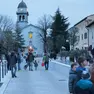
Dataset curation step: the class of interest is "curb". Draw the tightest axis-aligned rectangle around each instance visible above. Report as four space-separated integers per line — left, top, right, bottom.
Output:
0 71 11 94
51 60 71 67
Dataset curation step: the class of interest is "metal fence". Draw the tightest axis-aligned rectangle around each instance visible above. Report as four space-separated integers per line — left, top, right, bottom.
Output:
0 60 8 82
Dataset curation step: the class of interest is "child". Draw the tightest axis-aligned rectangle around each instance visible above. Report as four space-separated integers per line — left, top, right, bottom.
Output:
76 56 88 81
34 60 38 70
69 63 77 94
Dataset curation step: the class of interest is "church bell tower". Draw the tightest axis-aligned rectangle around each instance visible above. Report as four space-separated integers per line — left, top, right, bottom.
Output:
16 0 29 29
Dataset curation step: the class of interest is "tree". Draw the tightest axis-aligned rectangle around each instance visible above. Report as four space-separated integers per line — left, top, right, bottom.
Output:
3 30 14 52
37 15 51 53
13 24 25 52
0 15 14 54
46 36 53 52
51 8 69 54
69 27 79 50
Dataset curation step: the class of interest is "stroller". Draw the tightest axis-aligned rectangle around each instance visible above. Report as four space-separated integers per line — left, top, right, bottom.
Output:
24 64 28 70
24 56 28 70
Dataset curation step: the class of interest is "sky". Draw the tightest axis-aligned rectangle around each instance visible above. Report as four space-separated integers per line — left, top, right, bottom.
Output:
0 0 94 27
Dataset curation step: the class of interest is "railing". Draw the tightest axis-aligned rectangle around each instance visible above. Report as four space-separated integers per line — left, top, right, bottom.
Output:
0 60 8 82
50 60 70 77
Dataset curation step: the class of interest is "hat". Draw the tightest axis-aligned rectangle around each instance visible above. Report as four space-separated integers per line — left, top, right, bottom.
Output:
82 70 91 79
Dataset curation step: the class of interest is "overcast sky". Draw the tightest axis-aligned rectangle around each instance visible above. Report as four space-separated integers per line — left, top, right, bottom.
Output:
0 0 94 27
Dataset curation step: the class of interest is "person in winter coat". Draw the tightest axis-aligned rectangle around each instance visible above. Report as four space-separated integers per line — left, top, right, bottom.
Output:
76 56 88 81
69 63 77 94
74 70 94 94
26 52 34 71
17 53 21 71
10 51 17 78
43 53 49 70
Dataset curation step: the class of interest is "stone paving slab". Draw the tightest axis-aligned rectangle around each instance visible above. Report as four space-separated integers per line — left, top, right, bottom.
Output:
2 58 69 94
3 69 69 94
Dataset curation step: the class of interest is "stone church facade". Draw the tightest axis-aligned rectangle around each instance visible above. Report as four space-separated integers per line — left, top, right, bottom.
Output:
16 1 43 56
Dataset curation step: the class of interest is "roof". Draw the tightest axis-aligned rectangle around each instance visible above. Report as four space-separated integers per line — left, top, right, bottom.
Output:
21 24 41 31
86 21 94 27
74 14 94 26
18 1 27 8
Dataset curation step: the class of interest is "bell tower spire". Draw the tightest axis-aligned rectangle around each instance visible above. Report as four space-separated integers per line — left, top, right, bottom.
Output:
16 1 29 29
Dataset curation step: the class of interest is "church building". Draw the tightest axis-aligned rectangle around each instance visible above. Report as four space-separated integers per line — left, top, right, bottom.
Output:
16 0 43 56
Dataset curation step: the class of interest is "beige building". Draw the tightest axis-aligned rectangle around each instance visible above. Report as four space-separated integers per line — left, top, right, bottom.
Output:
69 14 94 50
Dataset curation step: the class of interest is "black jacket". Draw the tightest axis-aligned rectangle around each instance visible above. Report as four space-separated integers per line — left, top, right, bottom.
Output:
69 69 77 93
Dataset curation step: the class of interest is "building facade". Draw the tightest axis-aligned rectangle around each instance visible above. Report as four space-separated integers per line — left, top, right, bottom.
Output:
69 14 94 50
16 1 43 55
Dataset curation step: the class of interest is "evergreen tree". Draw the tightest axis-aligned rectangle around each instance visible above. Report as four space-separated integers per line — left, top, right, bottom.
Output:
51 8 69 53
14 25 25 52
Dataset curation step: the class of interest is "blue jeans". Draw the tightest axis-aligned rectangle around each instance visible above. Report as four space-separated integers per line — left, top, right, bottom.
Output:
11 65 17 77
18 63 21 70
28 62 33 71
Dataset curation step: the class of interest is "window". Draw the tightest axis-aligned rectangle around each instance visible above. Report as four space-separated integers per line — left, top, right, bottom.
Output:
23 15 25 21
82 34 83 40
84 32 87 39
19 16 21 21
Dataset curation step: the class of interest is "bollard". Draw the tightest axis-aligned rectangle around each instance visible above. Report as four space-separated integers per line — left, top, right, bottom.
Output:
6 61 8 73
2 62 4 78
4 61 7 75
0 63 1 82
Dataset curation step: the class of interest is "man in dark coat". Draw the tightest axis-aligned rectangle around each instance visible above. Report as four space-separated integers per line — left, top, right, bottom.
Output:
10 51 17 78
26 52 34 71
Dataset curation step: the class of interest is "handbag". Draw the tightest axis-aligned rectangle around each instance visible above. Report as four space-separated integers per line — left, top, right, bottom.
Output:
41 62 45 67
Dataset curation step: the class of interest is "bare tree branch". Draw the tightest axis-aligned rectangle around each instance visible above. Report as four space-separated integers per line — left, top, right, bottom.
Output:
0 15 14 52
37 15 52 53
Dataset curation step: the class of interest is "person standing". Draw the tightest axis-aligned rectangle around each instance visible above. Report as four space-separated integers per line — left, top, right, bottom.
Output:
76 56 88 81
5 52 11 70
17 53 21 71
69 63 77 94
10 51 17 78
26 52 34 71
43 53 49 70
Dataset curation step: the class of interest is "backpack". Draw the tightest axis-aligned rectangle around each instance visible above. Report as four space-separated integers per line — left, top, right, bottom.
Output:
43 56 49 62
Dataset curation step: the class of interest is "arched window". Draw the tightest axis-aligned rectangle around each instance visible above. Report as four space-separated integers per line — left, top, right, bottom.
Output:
22 15 25 21
19 16 21 21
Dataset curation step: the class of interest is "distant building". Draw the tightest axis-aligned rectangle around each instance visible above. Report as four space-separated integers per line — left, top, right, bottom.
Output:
69 14 94 50
16 1 43 55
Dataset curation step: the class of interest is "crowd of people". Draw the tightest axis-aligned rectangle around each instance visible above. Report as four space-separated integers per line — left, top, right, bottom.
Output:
4 50 94 93
69 56 94 94
4 51 50 78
